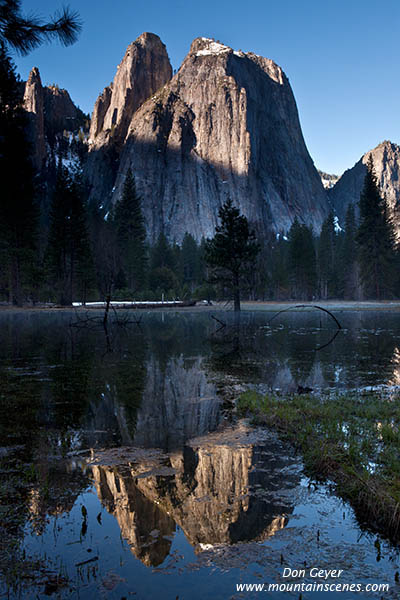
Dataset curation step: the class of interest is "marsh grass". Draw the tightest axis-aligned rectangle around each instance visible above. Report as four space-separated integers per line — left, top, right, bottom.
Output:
238 389 400 540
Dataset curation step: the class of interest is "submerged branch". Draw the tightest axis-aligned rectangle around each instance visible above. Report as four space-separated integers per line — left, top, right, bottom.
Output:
268 304 342 329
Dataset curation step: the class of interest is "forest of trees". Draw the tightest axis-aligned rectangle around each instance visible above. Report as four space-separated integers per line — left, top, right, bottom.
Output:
0 10 399 306
1 134 399 306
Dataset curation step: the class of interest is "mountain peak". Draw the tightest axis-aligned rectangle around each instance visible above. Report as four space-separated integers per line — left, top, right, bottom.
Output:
135 31 165 47
85 33 329 241
27 67 42 86
89 32 172 145
330 139 400 230
190 37 233 57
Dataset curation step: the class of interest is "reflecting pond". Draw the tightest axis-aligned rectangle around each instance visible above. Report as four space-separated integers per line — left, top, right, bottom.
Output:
1 309 400 598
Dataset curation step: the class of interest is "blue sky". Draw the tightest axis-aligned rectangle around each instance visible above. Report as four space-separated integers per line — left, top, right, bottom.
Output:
14 0 400 175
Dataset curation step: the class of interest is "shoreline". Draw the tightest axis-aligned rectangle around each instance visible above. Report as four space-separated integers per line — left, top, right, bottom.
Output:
1 300 400 313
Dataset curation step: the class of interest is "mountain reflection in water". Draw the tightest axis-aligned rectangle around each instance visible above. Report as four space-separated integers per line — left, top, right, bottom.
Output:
2 310 400 599
90 425 301 566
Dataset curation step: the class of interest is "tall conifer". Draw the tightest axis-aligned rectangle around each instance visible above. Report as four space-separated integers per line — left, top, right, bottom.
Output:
113 168 147 292
0 45 38 305
288 219 316 300
46 163 94 305
204 198 260 311
357 158 397 299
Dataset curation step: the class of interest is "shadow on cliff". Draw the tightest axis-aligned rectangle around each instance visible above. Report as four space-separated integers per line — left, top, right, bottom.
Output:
92 430 301 566
85 51 330 246
85 138 273 244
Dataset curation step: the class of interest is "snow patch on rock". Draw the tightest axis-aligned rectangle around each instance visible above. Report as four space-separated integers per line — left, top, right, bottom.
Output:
196 41 231 57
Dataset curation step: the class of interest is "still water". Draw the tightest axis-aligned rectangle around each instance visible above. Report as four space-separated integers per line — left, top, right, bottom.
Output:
1 309 400 599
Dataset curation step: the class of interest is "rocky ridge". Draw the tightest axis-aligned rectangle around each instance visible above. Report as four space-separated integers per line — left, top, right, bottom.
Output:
329 141 400 227
23 67 86 171
86 34 330 241
89 32 172 148
318 170 339 189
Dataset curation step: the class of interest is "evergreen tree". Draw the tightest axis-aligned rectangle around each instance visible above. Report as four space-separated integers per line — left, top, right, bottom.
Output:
270 234 290 299
0 1 80 55
204 199 260 311
288 218 316 300
113 168 147 292
0 44 38 305
338 203 359 299
70 169 96 303
150 231 176 271
46 164 95 305
181 233 200 292
317 211 338 299
148 232 178 296
357 158 397 299
90 204 119 302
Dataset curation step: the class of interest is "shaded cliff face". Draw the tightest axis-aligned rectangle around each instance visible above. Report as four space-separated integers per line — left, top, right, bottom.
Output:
86 32 172 203
329 141 400 228
89 32 172 146
91 425 301 566
87 35 329 240
23 67 46 171
23 66 86 171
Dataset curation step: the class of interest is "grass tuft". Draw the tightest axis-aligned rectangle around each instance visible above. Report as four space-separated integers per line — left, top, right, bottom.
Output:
238 389 400 540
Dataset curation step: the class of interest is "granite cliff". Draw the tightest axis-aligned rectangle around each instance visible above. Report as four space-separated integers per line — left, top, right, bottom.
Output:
86 34 330 241
22 36 400 243
329 140 400 228
23 66 87 172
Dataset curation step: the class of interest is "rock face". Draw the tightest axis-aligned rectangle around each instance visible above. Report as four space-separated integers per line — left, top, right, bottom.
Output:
23 67 46 171
23 67 86 171
329 141 400 227
89 32 172 147
91 426 300 565
87 35 329 241
318 170 339 189
86 32 172 203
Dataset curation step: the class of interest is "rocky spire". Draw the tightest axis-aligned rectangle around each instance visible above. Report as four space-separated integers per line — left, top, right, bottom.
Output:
329 140 400 232
89 32 172 147
86 34 330 241
23 67 46 171
110 36 329 241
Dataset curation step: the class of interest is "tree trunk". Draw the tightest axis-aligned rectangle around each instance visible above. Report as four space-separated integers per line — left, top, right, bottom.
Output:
233 273 240 311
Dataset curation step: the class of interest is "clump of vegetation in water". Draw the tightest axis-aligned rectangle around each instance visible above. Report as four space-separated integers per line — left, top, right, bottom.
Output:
237 389 400 540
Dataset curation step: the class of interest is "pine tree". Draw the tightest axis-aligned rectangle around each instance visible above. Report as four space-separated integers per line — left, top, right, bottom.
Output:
113 168 147 293
318 211 337 299
270 234 290 299
0 2 80 55
338 203 359 299
150 232 176 271
46 164 95 305
149 232 178 296
69 169 96 304
357 158 397 299
181 233 200 292
204 198 260 311
288 219 316 300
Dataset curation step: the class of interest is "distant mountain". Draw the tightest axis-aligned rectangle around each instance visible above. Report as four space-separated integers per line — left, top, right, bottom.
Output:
85 33 330 242
23 67 87 172
25 36 400 244
318 170 339 189
329 141 400 228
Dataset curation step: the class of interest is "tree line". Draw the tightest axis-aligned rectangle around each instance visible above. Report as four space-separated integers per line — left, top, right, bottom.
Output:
252 157 399 302
0 4 398 306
